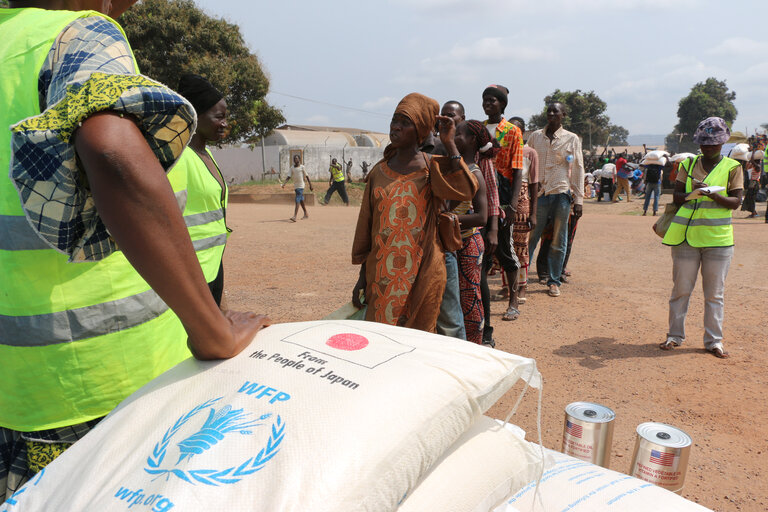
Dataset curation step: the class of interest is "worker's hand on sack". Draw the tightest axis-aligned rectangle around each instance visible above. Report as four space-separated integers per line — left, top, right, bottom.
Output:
188 311 271 360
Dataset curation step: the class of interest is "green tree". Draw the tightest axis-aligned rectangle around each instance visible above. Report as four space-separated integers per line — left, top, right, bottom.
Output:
665 78 737 153
606 125 629 146
0 1 9 7
528 89 627 150
119 0 283 142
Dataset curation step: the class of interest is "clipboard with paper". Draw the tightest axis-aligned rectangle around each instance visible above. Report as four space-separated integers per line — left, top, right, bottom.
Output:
685 185 725 200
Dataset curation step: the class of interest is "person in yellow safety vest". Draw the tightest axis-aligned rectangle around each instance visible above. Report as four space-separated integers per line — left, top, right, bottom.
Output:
0 0 269 500
172 74 232 307
321 157 350 205
660 117 743 359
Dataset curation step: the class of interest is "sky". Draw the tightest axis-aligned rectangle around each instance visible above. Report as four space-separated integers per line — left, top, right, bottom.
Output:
193 0 767 140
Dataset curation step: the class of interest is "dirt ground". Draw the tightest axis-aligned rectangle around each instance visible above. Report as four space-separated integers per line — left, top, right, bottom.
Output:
223 191 768 512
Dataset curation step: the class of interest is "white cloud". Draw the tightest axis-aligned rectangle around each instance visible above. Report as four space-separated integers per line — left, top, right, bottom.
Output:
707 38 768 56
421 37 556 76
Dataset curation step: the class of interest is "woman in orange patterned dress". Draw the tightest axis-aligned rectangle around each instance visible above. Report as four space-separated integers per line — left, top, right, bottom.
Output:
351 93 477 332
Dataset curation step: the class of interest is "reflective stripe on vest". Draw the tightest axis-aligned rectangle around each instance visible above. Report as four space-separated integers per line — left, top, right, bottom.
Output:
0 9 189 431
184 208 224 227
168 148 228 283
0 288 168 347
0 215 51 250
662 156 737 248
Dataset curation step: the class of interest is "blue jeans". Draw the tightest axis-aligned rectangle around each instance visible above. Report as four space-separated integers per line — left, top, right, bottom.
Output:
436 251 466 340
528 193 571 286
643 182 661 213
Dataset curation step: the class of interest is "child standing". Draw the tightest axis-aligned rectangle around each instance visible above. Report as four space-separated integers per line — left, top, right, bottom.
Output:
282 154 313 222
351 93 477 332
452 121 490 343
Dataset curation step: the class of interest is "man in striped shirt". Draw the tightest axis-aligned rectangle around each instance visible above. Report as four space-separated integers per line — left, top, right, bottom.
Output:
527 102 585 297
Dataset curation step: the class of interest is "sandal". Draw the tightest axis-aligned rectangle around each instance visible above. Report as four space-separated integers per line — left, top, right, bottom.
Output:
659 340 677 350
707 347 730 359
502 306 520 321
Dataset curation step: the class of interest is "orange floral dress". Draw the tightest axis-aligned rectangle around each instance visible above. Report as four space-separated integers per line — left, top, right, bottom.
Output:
352 156 476 332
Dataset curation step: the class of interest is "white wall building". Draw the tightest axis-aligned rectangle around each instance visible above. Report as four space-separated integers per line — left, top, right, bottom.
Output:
208 124 389 184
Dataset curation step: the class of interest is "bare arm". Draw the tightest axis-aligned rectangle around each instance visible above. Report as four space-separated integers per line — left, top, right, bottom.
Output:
457 171 488 230
75 112 269 360
528 182 539 230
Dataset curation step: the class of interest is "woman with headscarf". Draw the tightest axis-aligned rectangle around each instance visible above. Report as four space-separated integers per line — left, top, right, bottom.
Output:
351 93 477 332
660 117 743 359
172 74 231 307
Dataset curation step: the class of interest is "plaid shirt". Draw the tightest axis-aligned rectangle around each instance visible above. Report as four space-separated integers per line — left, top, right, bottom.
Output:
488 118 524 180
527 126 585 205
8 17 195 262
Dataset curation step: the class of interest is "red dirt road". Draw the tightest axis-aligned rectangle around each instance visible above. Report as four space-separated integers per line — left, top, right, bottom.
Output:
223 197 768 511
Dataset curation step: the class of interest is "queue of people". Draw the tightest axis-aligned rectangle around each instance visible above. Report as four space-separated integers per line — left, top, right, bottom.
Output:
349 86 586 350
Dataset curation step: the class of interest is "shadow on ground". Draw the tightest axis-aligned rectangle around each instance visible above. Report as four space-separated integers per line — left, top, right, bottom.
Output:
552 337 701 369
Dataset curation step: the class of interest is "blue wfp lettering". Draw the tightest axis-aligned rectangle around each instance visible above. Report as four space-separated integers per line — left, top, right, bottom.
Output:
237 381 291 403
114 486 175 511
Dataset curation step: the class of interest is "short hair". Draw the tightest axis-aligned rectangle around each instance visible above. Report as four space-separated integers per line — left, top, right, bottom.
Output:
509 116 525 132
548 102 567 115
442 100 465 116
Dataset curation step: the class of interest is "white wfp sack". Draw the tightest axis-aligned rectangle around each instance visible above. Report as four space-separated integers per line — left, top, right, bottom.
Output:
645 150 669 161
495 449 711 512
641 156 667 166
397 417 545 512
3 320 540 512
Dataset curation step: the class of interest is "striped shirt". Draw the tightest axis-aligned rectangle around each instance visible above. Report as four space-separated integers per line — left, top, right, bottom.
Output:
478 156 500 218
527 126 585 205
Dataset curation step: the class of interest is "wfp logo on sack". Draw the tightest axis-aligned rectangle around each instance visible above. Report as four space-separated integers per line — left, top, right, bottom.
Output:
144 397 285 486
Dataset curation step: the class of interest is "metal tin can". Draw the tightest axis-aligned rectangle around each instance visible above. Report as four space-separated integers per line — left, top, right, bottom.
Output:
630 422 692 494
561 401 615 468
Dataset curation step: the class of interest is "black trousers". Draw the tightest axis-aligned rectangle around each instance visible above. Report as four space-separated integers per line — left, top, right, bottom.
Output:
324 181 349 204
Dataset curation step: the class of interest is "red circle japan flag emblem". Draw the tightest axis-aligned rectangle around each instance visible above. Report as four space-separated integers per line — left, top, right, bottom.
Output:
326 333 369 351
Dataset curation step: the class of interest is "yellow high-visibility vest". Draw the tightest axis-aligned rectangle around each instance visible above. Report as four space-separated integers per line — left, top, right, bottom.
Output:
168 147 229 283
663 156 738 248
0 8 189 431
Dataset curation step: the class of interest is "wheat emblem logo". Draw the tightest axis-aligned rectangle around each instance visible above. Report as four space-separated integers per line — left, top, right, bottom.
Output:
144 397 285 486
